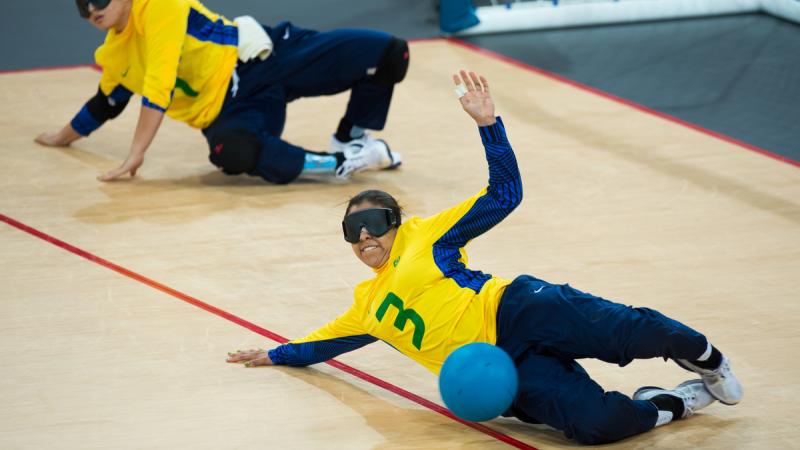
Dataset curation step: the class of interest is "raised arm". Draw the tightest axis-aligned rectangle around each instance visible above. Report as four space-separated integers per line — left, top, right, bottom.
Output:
455 70 522 218
454 70 496 127
420 71 523 247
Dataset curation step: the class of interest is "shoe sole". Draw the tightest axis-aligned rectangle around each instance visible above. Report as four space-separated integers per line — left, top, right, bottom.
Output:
380 140 402 170
383 161 402 170
633 380 705 401
674 358 696 373
707 392 738 406
632 385 665 401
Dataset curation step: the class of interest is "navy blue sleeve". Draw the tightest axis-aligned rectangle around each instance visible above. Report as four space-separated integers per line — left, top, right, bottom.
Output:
435 116 523 248
430 117 523 293
480 116 522 197
268 334 378 367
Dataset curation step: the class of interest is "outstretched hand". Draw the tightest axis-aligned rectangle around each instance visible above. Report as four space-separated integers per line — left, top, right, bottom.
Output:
98 152 144 181
226 349 273 367
35 131 72 147
453 70 496 127
35 125 81 147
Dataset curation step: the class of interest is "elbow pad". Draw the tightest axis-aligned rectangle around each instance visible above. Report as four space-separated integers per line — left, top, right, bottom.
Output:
87 86 131 121
71 85 132 136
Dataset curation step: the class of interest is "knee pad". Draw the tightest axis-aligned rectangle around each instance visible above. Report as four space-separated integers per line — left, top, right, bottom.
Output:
372 37 409 85
207 129 261 175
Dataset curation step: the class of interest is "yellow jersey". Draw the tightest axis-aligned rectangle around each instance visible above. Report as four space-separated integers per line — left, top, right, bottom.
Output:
268 118 523 374
94 0 238 128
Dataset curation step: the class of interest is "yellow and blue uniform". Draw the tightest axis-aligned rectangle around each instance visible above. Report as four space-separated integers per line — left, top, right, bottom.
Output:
69 2 406 185
71 0 238 134
269 118 714 445
268 117 523 373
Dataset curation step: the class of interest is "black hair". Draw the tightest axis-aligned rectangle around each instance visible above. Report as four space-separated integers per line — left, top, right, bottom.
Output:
345 190 403 224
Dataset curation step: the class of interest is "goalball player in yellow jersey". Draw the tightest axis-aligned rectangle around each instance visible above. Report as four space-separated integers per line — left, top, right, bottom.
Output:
227 71 743 445
36 0 406 183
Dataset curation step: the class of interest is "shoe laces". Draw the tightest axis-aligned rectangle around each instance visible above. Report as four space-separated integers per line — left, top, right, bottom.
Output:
335 159 365 179
675 384 702 416
685 392 698 413
718 360 730 378
343 142 364 158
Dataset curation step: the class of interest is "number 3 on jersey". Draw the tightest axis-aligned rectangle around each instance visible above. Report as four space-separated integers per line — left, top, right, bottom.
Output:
375 292 426 350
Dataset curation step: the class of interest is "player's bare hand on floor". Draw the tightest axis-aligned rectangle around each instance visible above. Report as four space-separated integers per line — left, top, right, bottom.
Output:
226 349 273 367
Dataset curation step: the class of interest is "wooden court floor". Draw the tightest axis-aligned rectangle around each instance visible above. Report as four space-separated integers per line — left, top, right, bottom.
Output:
1 40 799 449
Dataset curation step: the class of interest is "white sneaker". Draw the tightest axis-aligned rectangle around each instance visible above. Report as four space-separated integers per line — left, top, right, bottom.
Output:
335 139 402 180
329 132 376 153
633 379 716 418
676 356 743 405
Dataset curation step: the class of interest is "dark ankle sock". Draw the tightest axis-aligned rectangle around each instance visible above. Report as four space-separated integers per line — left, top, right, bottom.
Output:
335 118 354 143
692 346 723 370
649 394 685 419
334 151 346 168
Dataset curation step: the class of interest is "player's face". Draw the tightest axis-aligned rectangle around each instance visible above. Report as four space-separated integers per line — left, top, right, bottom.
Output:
83 0 130 32
347 201 397 269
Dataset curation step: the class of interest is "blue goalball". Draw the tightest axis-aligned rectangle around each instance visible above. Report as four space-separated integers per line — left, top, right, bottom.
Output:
439 342 519 422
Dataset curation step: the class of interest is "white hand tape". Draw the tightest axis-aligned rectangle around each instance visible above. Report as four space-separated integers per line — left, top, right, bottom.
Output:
454 84 467 99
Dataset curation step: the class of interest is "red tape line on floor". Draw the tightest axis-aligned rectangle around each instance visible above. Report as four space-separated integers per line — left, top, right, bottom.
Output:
0 213 537 450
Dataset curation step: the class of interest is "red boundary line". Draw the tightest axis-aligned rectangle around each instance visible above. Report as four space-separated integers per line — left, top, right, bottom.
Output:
445 37 800 169
0 213 537 450
0 63 100 75
407 36 445 44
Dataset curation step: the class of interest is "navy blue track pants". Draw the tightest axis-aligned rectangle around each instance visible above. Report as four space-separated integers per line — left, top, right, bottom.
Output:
496 275 709 444
203 22 396 184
